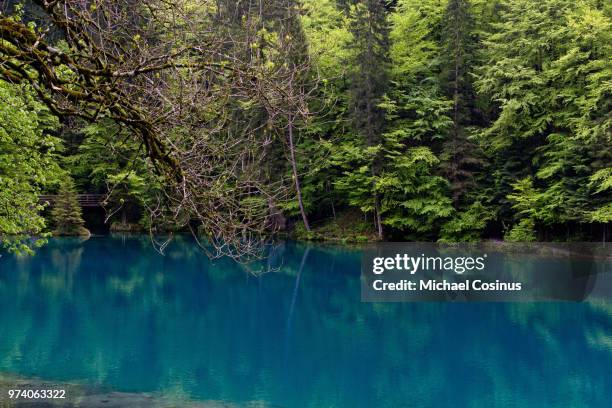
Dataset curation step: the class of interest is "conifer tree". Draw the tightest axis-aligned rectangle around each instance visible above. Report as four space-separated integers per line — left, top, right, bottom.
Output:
438 0 484 204
380 0 455 238
51 178 90 236
3 0 610 244
474 0 611 240
339 0 392 238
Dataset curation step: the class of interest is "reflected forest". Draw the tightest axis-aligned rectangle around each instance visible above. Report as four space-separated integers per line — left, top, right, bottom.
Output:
1 237 611 406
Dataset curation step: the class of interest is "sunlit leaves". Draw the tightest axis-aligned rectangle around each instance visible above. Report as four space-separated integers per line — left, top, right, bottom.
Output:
0 81 63 253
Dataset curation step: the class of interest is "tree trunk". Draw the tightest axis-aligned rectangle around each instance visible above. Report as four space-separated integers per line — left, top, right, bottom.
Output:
288 117 311 232
374 195 383 240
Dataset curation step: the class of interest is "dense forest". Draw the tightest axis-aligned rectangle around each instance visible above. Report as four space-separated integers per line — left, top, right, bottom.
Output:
0 0 610 255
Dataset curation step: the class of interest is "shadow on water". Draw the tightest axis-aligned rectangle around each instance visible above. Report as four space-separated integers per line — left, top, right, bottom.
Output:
0 236 611 407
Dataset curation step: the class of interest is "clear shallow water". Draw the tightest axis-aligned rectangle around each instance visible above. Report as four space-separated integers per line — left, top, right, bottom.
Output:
0 236 611 407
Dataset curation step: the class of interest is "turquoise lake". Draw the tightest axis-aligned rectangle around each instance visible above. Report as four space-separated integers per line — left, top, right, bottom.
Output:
0 236 611 407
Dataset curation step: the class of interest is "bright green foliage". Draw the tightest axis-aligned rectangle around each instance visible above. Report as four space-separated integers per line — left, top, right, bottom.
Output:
51 177 89 236
590 204 612 224
332 132 454 238
505 218 537 242
66 119 159 227
68 120 132 189
1 0 610 244
277 135 336 217
312 0 392 237
332 143 379 214
590 168 612 194
505 174 588 231
301 0 610 241
476 0 611 147
297 0 356 220
440 201 495 242
106 171 149 207
389 0 445 80
381 0 456 237
68 120 150 192
506 177 544 224
474 0 611 239
301 0 354 78
589 168 612 223
302 0 459 239
377 146 453 236
0 81 63 253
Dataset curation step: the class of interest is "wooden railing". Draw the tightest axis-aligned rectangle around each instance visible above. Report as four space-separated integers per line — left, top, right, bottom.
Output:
39 194 106 207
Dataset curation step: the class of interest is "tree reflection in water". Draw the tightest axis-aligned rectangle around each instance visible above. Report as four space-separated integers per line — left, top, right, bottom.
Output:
0 236 611 407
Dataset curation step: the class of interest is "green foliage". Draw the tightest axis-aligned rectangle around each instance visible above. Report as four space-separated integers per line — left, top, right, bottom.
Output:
332 142 379 214
589 204 612 224
0 81 63 253
293 209 376 242
67 120 150 192
474 0 611 239
506 177 548 223
376 146 453 236
440 201 495 242
65 119 162 228
51 177 89 236
505 218 537 242
331 140 454 238
390 0 445 79
589 168 612 194
297 0 610 241
301 0 354 78
589 168 612 222
2 0 610 245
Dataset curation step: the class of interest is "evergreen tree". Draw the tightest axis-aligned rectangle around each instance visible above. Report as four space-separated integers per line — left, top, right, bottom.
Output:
299 0 356 224
438 0 485 204
380 0 455 238
337 0 392 238
474 0 611 240
51 178 90 236
3 0 610 244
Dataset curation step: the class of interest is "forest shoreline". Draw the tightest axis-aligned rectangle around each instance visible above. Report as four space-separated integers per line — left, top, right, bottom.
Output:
1 0 610 255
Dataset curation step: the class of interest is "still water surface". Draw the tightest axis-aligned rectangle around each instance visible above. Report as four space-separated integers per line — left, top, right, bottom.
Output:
0 236 611 407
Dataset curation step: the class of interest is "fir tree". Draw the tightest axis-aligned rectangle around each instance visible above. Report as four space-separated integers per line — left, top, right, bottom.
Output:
438 0 484 204
51 178 90 236
474 0 611 240
341 0 392 238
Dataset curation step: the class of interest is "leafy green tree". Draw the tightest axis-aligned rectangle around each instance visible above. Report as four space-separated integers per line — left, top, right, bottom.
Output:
440 201 495 242
376 145 454 239
65 119 158 228
504 218 537 242
0 80 63 253
3 0 610 245
297 0 356 223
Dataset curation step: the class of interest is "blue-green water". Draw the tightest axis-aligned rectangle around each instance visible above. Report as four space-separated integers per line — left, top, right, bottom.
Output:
0 236 611 407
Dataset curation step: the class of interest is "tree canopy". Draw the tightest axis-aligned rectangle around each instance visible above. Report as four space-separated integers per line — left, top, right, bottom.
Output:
1 0 610 251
